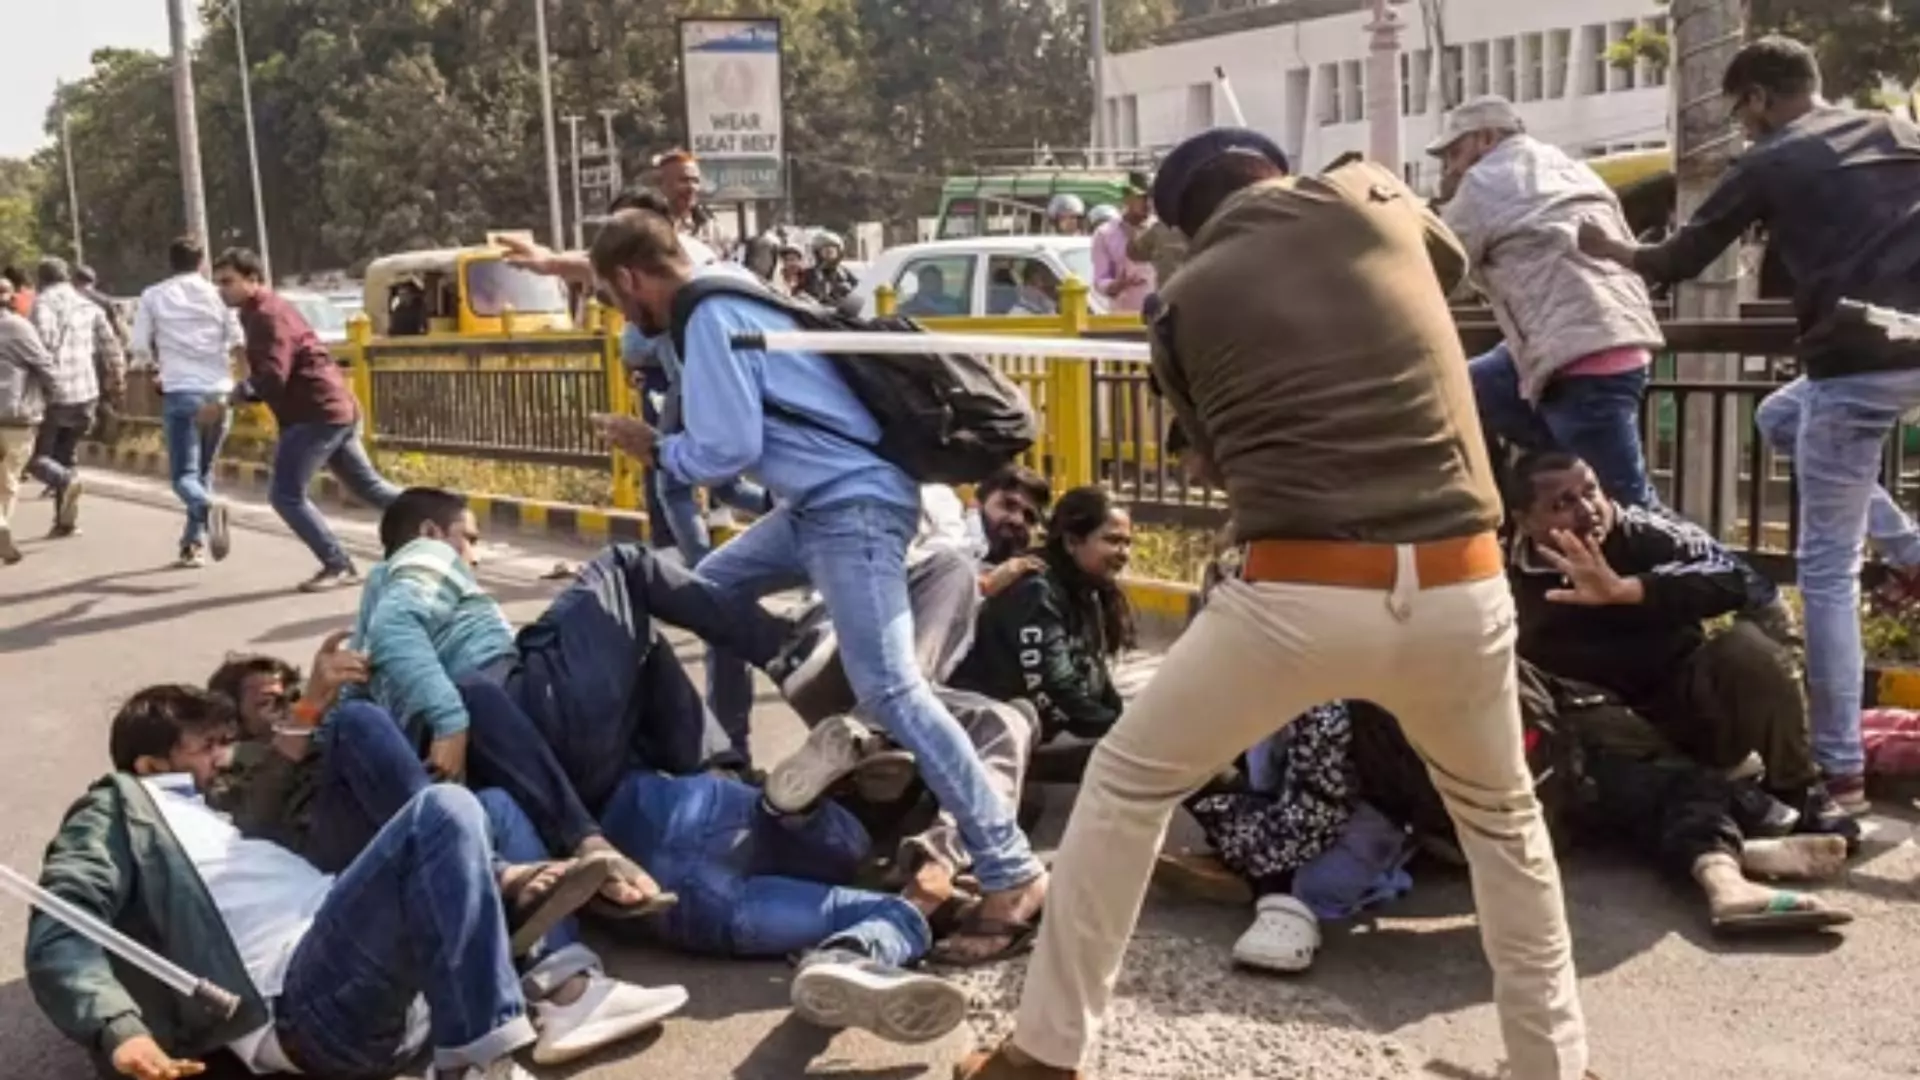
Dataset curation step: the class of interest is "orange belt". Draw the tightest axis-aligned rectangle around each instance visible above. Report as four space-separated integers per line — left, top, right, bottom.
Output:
1240 532 1504 591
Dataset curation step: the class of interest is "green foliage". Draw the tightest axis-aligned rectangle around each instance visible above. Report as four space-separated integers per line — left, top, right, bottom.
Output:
0 158 43 270
1633 1 1920 105
30 0 1175 286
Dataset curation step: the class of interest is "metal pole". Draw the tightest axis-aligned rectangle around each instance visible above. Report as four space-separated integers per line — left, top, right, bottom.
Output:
1365 0 1406 172
57 93 83 264
598 109 622 193
1090 0 1108 164
565 114 585 251
532 0 565 249
232 0 271 281
166 0 209 248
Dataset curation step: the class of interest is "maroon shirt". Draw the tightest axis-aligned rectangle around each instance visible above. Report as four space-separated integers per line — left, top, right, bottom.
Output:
238 291 357 427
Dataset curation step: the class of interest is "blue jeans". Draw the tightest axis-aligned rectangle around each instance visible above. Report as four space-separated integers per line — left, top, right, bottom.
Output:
1756 376 1920 569
458 675 603 854
276 787 535 1077
599 771 929 967
507 543 792 809
272 419 401 571
160 391 232 548
1469 343 1660 509
305 702 433 874
696 498 1043 892
1772 367 1920 776
477 788 583 956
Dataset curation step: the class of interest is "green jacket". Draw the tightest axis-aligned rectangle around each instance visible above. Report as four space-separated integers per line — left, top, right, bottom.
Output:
26 775 271 1072
205 740 321 858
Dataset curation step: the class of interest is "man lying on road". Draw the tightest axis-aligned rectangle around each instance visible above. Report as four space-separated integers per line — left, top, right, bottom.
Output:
1504 450 1859 844
27 685 685 1080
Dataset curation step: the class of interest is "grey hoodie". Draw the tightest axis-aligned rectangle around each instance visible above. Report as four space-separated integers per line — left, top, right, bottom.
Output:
0 308 53 427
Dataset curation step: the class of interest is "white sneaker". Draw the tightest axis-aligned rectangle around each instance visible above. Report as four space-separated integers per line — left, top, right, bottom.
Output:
532 973 688 1065
1232 894 1321 973
764 715 868 814
434 1061 535 1080
790 949 967 1045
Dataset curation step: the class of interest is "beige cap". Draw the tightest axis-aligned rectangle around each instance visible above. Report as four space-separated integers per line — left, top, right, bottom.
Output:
1425 95 1526 155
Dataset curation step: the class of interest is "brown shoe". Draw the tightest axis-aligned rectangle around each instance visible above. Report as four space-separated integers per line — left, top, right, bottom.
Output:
954 1045 1083 1080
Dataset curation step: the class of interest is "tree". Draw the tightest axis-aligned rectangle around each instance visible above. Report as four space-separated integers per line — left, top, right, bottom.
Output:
0 159 43 271
1614 1 1920 103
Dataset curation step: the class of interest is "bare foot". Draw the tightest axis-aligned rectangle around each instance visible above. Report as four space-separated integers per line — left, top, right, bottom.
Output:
1742 834 1850 881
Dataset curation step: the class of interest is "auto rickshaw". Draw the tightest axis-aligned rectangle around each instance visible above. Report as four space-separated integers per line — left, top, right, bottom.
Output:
361 234 575 339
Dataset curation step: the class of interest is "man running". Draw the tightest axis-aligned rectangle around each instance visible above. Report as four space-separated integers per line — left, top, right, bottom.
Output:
1579 35 1920 815
212 247 401 591
957 130 1589 1080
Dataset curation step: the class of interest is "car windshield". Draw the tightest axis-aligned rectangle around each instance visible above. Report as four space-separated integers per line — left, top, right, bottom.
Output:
1060 247 1093 284
288 295 347 335
464 259 568 317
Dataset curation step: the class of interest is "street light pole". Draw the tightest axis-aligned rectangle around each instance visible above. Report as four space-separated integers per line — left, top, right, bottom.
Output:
564 114 584 250
1090 0 1108 164
166 0 210 248
532 0 565 249
57 91 83 264
231 0 271 281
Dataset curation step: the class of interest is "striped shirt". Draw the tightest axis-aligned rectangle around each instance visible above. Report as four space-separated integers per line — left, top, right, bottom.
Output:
30 283 120 406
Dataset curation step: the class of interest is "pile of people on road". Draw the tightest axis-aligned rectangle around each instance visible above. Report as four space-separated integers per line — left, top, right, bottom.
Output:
14 31 1918 1080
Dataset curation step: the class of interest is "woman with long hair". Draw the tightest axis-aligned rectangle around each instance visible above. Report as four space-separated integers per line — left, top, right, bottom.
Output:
952 486 1135 743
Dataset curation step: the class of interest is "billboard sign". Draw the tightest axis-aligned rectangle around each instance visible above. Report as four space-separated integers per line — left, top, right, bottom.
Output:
678 18 784 202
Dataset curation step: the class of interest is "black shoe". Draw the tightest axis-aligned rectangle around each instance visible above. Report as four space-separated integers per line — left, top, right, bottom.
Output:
1791 784 1864 853
1730 784 1800 839
768 605 854 723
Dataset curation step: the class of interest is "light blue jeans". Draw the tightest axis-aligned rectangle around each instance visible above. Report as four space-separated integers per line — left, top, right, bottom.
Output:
160 391 231 549
695 497 1044 892
1755 376 1920 569
1758 369 1920 776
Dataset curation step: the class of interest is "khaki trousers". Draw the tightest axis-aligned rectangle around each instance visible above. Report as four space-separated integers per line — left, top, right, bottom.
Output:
1012 565 1589 1080
0 423 31 531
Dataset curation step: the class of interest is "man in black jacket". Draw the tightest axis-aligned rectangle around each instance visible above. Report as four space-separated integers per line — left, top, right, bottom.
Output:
1505 450 1854 840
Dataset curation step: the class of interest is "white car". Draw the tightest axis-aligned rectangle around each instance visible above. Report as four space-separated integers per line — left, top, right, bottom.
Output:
851 236 1107 319
282 289 352 348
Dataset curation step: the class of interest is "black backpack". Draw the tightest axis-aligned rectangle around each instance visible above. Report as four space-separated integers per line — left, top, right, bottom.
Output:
667 276 1036 485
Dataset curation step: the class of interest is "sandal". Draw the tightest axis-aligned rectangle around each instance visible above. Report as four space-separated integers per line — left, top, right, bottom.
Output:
1710 891 1854 936
499 858 613 957
926 909 1044 969
583 851 679 920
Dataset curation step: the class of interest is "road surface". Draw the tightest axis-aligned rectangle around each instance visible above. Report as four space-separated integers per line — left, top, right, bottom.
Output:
1 471 1916 1079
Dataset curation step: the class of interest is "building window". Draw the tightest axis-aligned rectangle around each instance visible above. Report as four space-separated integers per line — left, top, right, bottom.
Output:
1318 62 1342 125
1344 59 1366 122
1400 53 1413 116
1609 21 1638 92
1442 45 1465 109
1643 15 1670 87
1494 38 1518 101
1581 24 1608 95
1186 82 1214 132
1520 33 1544 102
1547 28 1572 99
1410 48 1433 115
1469 40 1491 98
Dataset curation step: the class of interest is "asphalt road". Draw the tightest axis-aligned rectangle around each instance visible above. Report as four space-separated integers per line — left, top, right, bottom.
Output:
1 471 1917 1080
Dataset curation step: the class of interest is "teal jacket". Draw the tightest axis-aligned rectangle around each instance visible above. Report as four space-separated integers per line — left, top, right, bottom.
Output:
349 537 517 739
26 775 271 1072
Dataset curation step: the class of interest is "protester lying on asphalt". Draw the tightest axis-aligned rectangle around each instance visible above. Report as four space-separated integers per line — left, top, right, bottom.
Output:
28 685 686 1080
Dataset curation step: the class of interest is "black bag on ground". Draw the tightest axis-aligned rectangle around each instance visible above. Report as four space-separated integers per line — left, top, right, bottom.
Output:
668 277 1036 485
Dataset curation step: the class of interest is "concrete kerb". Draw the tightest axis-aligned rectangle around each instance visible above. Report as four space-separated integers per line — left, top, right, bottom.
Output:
78 440 1206 643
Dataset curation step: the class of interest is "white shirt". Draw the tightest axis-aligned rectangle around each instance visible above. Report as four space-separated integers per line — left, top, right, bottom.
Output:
143 776 429 1074
131 274 242 394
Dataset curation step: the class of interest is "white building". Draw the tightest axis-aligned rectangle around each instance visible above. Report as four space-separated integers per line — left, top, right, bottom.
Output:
1103 0 1674 191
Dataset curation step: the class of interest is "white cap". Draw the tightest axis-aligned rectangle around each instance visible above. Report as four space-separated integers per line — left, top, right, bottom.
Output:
1425 95 1526 155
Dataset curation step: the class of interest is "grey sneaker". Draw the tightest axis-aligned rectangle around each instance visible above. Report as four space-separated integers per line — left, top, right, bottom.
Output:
790 948 967 1045
207 502 232 562
298 565 363 593
0 524 20 565
52 478 83 534
764 715 915 814
174 544 207 569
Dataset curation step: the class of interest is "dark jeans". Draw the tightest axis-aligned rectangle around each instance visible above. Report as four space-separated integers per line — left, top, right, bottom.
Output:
1637 622 1820 794
272 419 401 571
1578 745 1744 879
26 400 94 491
507 544 793 810
599 770 929 967
305 702 433 875
459 674 603 855
276 787 535 1077
1469 343 1659 510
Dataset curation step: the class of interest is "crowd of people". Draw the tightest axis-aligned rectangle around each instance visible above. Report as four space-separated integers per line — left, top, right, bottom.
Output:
6 29 1917 1080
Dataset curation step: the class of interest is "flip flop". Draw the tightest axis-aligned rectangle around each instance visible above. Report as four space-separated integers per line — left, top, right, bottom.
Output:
926 909 1044 969
1710 891 1854 937
500 858 612 957
583 850 680 920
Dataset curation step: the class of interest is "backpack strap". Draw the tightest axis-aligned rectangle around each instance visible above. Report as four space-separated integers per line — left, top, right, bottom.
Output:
664 274 878 452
